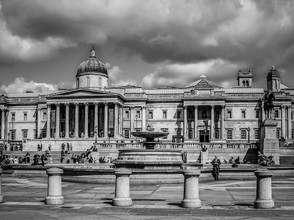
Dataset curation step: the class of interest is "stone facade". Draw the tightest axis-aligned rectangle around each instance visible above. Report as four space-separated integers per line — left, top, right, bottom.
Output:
0 49 293 153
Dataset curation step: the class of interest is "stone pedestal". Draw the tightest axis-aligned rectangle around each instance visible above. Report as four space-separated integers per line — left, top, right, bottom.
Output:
259 119 279 164
45 168 64 205
182 169 201 208
0 168 3 203
254 169 274 209
113 168 132 207
200 150 208 164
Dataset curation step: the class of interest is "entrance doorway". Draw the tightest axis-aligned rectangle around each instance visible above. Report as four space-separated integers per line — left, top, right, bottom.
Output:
199 130 210 143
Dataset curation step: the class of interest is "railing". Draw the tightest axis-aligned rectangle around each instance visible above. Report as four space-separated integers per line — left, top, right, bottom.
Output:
95 142 259 150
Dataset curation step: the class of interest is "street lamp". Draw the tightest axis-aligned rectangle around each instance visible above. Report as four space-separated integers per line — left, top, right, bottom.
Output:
247 126 251 143
94 125 98 144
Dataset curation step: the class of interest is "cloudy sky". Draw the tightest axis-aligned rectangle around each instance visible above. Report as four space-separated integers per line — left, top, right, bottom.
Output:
0 0 294 93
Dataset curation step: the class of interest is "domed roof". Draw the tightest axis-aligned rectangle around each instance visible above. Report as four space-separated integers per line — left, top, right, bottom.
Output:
76 47 108 77
267 66 280 78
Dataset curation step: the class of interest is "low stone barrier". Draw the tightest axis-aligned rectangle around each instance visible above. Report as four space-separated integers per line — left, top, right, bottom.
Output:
113 168 132 207
45 167 64 205
254 169 274 209
0 168 3 203
182 169 201 208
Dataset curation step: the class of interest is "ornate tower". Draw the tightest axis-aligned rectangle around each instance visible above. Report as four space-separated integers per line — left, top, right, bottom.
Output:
237 69 253 87
267 66 280 92
76 47 108 89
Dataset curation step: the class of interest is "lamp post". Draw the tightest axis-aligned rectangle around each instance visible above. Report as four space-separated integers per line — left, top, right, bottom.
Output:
94 125 98 144
147 124 151 132
247 126 251 143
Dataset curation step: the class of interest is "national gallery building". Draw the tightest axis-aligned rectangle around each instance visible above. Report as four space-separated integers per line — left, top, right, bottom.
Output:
0 48 293 151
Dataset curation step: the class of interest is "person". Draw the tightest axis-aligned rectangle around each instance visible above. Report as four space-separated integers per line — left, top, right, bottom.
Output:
48 144 51 151
60 150 65 163
235 156 241 164
211 156 221 180
228 157 234 164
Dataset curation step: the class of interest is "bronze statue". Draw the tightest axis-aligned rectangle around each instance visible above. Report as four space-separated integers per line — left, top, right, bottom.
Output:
263 91 275 119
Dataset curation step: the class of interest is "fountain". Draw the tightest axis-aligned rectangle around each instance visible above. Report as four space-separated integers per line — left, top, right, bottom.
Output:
114 131 183 169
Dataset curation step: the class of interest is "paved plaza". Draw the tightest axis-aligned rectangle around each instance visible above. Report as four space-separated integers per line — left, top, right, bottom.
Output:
0 175 294 219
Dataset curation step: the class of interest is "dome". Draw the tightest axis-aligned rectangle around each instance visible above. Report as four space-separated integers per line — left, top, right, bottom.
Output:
76 47 108 77
267 66 280 78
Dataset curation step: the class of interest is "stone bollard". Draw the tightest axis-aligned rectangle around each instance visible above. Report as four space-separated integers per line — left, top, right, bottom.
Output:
254 169 274 209
45 167 64 205
0 168 3 203
113 168 132 207
182 169 201 208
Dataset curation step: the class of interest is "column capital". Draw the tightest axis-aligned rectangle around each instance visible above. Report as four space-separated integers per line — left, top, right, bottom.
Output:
56 103 60 106
46 103 51 108
64 103 70 106
85 102 89 106
281 105 285 109
142 106 146 109
194 105 198 108
211 105 215 108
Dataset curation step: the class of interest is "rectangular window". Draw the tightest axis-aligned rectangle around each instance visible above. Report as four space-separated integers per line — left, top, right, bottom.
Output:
124 129 130 139
160 128 168 139
241 129 247 139
276 128 281 139
135 110 141 119
10 129 16 140
24 112 27 121
42 129 47 138
43 112 47 120
255 110 259 119
148 111 153 119
215 129 220 139
241 110 246 119
124 110 130 119
215 111 220 120
275 110 279 118
163 110 167 119
34 129 37 139
254 128 260 139
11 112 15 121
22 129 28 138
227 110 232 119
202 110 207 119
227 129 233 139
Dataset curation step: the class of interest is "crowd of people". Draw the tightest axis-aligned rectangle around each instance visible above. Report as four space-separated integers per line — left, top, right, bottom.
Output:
0 152 31 165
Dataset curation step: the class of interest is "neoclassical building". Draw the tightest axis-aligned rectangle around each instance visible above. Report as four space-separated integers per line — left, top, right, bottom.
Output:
0 47 293 151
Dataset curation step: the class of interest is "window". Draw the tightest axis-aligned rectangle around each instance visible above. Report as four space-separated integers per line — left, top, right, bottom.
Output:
275 110 279 118
188 110 193 119
255 110 259 119
254 129 260 139
11 112 15 121
202 110 207 119
177 110 181 119
227 129 233 139
42 129 46 138
34 129 37 139
215 111 220 120
163 110 167 119
227 110 232 119
148 111 153 119
10 130 16 140
43 112 47 120
241 110 246 119
160 128 168 139
124 110 130 119
215 129 220 139
136 110 141 119
24 112 27 121
22 129 28 138
241 129 247 139
98 77 102 87
276 128 281 139
124 129 130 139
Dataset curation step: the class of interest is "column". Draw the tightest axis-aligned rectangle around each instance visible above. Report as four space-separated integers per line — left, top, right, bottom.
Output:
183 106 187 139
74 103 79 138
194 105 198 140
281 105 286 138
0 167 3 202
142 106 146 131
113 168 132 207
114 103 118 138
45 167 64 205
94 103 98 137
254 169 274 209
182 169 201 208
5 110 9 139
288 106 292 139
46 104 51 138
221 105 225 139
261 102 266 121
104 103 108 138
130 107 134 133
55 104 60 138
120 106 123 136
65 103 69 138
84 103 89 138
1 110 5 140
36 107 42 139
211 105 215 140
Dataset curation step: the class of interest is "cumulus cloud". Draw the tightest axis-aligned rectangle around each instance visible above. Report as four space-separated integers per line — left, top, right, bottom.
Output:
0 77 58 93
1 0 294 87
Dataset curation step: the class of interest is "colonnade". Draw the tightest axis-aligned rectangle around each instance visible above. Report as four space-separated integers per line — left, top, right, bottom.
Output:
0 108 8 140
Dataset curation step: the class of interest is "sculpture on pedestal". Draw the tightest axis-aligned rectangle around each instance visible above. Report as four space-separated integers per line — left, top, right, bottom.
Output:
263 92 275 119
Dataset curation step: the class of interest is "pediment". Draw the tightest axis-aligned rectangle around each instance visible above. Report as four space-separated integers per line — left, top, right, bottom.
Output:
47 88 116 98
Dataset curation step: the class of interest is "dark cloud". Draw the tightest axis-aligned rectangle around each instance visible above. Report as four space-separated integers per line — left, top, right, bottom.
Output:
1 0 294 88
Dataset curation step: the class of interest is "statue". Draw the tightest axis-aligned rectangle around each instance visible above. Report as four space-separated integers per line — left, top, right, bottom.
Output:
263 91 275 119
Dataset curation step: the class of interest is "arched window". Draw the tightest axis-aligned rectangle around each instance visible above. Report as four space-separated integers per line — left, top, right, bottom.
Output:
242 81 246 86
86 77 90 87
98 77 102 87
246 80 249 86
